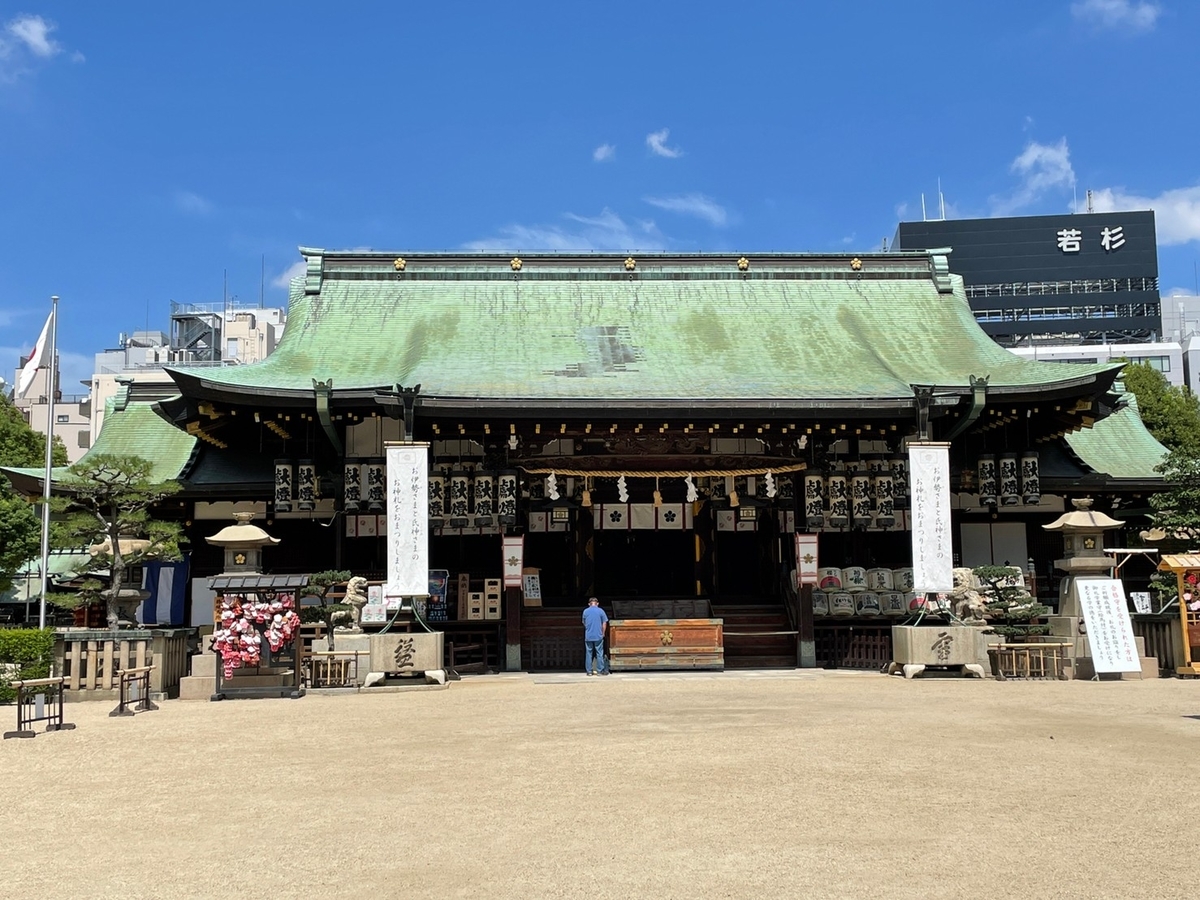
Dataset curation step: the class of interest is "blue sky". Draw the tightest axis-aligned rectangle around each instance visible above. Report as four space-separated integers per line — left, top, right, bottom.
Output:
2 0 1199 389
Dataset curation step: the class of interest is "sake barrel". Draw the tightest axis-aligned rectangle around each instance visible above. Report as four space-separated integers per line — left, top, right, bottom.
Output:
856 591 881 616
867 568 894 591
892 567 915 592
829 591 855 617
811 590 830 617
880 592 906 617
818 567 842 590
905 591 925 612
841 566 867 592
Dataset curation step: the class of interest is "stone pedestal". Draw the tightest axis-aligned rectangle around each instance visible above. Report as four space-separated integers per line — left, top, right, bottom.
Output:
178 649 217 701
312 633 371 685
364 632 445 686
888 625 990 679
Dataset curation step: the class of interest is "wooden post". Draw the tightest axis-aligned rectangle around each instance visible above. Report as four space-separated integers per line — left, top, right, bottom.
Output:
799 583 816 668
504 585 522 672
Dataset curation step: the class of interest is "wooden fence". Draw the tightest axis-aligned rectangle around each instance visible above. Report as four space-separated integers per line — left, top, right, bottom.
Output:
54 629 191 700
1131 616 1181 675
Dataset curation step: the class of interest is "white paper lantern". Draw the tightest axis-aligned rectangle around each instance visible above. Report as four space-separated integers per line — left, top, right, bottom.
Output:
362 460 386 511
343 460 363 511
1021 451 1041 505
448 468 470 526
296 460 317 511
497 470 518 525
473 470 496 526
999 453 1020 506
977 454 997 506
890 455 909 509
273 459 294 513
850 474 872 527
428 468 447 523
873 472 895 528
826 462 849 528
803 471 826 529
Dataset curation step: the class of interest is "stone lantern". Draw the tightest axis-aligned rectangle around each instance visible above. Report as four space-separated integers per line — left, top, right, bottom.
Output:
87 535 153 627
205 511 281 575
1042 498 1124 617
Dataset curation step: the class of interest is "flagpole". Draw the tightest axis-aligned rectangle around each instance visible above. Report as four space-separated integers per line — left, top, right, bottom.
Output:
37 296 59 631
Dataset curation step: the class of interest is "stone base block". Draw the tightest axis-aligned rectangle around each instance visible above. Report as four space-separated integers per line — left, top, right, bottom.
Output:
190 653 217 678
369 633 444 675
178 674 215 701
1071 656 1159 680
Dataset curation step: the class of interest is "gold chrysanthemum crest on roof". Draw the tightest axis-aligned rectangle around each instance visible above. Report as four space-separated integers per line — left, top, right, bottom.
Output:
393 257 406 271
624 257 637 271
737 257 750 271
510 257 523 271
850 258 862 270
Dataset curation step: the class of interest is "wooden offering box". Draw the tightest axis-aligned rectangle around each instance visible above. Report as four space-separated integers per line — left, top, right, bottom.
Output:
608 618 724 671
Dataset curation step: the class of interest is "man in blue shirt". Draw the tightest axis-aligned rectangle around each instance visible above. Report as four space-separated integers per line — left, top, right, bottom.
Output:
582 597 609 675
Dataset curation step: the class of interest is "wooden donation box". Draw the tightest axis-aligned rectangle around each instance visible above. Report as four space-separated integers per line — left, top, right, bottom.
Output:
607 599 723 671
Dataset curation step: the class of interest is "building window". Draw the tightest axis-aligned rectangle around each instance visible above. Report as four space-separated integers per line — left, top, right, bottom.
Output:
1130 356 1170 373
226 338 239 359
56 414 70 424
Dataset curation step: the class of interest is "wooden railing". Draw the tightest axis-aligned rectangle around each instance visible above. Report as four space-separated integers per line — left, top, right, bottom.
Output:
54 629 191 700
3 677 76 739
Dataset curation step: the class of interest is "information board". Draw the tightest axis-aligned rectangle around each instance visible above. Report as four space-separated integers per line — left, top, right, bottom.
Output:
909 442 953 593
1077 578 1141 674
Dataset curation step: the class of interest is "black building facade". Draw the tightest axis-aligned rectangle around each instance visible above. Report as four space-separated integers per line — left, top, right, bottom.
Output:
895 211 1160 346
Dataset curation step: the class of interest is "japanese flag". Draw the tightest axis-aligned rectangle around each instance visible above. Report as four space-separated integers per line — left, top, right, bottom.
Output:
16 311 53 399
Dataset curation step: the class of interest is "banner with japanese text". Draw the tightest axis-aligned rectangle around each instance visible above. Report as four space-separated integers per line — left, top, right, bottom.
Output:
908 442 953 593
795 533 819 585
385 442 429 597
1076 578 1141 673
502 535 524 587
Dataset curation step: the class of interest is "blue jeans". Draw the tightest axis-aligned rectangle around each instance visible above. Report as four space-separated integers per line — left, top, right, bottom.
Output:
584 639 608 674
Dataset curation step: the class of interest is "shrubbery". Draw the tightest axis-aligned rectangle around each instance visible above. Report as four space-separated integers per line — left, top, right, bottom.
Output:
0 629 56 703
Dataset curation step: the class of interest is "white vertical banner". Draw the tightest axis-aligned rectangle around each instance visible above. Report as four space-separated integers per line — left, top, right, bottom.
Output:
908 442 953 593
385 442 430 598
1077 578 1141 673
502 535 524 587
795 533 819 585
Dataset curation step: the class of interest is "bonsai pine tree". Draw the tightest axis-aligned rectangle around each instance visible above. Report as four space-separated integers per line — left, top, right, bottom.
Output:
51 453 183 628
972 564 1049 640
299 569 352 650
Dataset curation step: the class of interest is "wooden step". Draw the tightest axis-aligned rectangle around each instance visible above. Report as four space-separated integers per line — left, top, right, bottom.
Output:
726 655 798 669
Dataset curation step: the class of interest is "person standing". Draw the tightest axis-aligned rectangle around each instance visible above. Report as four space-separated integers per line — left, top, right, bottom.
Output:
582 597 609 675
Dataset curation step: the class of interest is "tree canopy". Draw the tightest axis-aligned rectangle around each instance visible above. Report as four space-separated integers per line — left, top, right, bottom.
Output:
0 393 67 592
1121 361 1200 455
52 453 183 627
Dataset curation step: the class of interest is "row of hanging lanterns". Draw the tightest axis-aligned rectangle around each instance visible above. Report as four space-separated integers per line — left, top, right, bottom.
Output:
802 458 908 530
274 458 323 513
428 467 519 527
977 452 1040 506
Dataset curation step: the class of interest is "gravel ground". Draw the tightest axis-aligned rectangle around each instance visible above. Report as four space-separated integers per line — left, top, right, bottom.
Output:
2 670 1197 900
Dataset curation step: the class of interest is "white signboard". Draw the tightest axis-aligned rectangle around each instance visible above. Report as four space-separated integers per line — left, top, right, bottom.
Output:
385 443 430 598
908 442 953 593
522 573 542 602
1077 578 1141 673
1130 591 1152 615
360 604 387 625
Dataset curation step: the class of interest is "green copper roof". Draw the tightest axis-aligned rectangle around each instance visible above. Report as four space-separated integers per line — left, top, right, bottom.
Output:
171 251 1118 407
1065 392 1168 480
2 400 196 492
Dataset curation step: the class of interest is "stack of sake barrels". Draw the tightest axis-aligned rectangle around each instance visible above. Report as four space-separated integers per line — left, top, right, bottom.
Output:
811 566 919 617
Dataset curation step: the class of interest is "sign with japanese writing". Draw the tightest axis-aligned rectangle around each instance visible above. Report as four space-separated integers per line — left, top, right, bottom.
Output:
502 535 524 587
522 573 542 601
795 533 819 585
384 442 430 598
1077 578 1141 674
1130 591 1152 615
908 442 953 593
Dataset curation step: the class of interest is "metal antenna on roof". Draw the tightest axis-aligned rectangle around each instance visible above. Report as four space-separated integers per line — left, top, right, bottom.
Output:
938 179 945 220
921 194 927 222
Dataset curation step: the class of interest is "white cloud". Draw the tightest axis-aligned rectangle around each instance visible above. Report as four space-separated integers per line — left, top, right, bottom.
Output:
646 128 682 159
593 143 615 162
70 50 84 64
173 190 213 215
643 193 728 227
1071 0 1161 31
990 138 1076 216
5 15 61 58
1088 184 1200 245
463 208 667 251
272 260 307 288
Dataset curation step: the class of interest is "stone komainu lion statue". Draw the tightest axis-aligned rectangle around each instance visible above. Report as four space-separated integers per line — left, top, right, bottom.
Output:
949 567 989 625
341 576 370 629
